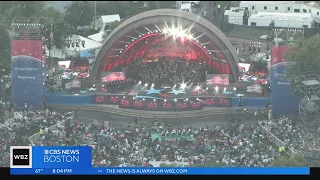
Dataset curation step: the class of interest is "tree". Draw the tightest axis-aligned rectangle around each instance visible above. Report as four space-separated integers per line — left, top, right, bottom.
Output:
108 19 126 32
96 2 144 19
0 20 11 69
64 1 94 28
272 155 308 167
284 34 320 89
41 7 74 49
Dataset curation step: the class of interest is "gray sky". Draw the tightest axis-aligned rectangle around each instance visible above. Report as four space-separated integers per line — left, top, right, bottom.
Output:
45 1 71 12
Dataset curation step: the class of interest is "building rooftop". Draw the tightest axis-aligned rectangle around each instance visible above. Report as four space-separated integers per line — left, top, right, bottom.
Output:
305 1 320 9
100 14 121 24
249 12 313 21
240 1 297 5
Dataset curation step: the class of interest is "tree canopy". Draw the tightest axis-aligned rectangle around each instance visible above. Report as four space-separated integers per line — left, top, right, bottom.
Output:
284 34 320 89
0 20 11 68
0 0 175 57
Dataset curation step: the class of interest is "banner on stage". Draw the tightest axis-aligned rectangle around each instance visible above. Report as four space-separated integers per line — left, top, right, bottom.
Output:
206 74 229 85
101 72 126 82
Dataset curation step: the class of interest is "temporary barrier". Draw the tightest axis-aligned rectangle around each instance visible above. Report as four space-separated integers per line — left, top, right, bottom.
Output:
231 97 269 108
45 93 92 105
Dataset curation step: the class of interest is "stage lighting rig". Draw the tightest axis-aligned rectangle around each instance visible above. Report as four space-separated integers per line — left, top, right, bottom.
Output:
11 17 46 41
61 35 85 57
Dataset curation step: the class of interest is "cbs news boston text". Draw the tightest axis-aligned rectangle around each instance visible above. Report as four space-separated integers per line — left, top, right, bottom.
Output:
10 146 310 175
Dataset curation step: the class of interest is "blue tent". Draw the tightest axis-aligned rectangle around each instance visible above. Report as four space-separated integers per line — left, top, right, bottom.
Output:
80 51 93 57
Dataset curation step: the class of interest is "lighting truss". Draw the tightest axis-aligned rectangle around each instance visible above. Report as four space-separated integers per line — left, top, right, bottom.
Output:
117 23 216 60
10 17 45 41
61 35 86 57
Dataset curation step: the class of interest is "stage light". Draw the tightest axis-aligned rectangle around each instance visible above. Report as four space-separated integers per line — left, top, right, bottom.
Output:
234 87 237 91
180 83 187 89
123 96 126 98
195 86 201 90
138 81 142 84
174 99 177 102
102 85 104 87
145 83 148 86
133 97 135 99
215 86 219 92
143 98 145 101
164 99 167 102
153 99 156 101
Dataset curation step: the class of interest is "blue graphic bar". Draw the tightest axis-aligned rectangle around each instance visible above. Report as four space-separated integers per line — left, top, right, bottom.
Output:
11 167 310 175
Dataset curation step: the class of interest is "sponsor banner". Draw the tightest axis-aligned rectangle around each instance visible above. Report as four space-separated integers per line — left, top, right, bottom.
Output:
206 74 229 85
64 79 81 90
270 46 300 117
271 46 289 65
101 72 125 82
247 84 263 95
11 40 46 108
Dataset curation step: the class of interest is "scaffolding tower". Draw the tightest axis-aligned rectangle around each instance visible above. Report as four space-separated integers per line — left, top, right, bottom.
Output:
295 72 320 165
10 17 46 41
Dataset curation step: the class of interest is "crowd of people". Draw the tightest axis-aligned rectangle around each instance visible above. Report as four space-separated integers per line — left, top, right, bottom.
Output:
260 117 320 165
124 57 213 86
0 109 72 167
0 107 283 167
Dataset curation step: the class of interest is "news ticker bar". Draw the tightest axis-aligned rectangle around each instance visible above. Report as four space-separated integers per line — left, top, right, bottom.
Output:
11 168 310 175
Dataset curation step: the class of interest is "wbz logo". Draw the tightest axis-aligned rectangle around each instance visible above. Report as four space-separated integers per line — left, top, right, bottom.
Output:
10 146 32 168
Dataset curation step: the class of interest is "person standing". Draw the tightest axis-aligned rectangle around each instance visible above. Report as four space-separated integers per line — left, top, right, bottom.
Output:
217 4 221 17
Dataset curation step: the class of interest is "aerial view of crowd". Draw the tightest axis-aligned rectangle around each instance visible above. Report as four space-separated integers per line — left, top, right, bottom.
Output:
1 107 282 167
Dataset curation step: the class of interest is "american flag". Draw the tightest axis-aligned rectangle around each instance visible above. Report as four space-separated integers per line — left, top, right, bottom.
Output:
50 31 54 45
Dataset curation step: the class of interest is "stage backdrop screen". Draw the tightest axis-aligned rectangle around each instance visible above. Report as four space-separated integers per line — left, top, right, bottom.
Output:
206 74 229 85
11 40 46 108
101 72 125 82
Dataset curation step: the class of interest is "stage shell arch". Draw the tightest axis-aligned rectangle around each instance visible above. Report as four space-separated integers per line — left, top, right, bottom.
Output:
92 9 240 82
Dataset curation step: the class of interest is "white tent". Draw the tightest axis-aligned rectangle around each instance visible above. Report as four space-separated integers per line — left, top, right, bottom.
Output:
99 14 120 32
88 32 105 43
64 35 102 52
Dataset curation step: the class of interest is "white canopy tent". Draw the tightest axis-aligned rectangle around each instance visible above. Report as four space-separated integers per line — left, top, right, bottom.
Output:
88 32 105 43
99 14 120 32
64 35 102 51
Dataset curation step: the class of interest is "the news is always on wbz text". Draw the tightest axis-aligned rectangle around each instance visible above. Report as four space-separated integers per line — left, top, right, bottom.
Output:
106 168 188 174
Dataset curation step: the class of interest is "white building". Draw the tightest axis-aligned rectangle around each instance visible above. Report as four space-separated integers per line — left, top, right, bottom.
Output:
239 1 320 24
224 7 248 25
248 12 314 28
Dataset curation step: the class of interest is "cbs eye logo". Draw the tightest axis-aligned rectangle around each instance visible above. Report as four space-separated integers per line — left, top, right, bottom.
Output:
10 146 32 168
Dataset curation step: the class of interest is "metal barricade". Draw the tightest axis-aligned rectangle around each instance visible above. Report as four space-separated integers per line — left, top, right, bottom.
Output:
259 122 296 156
28 119 69 143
